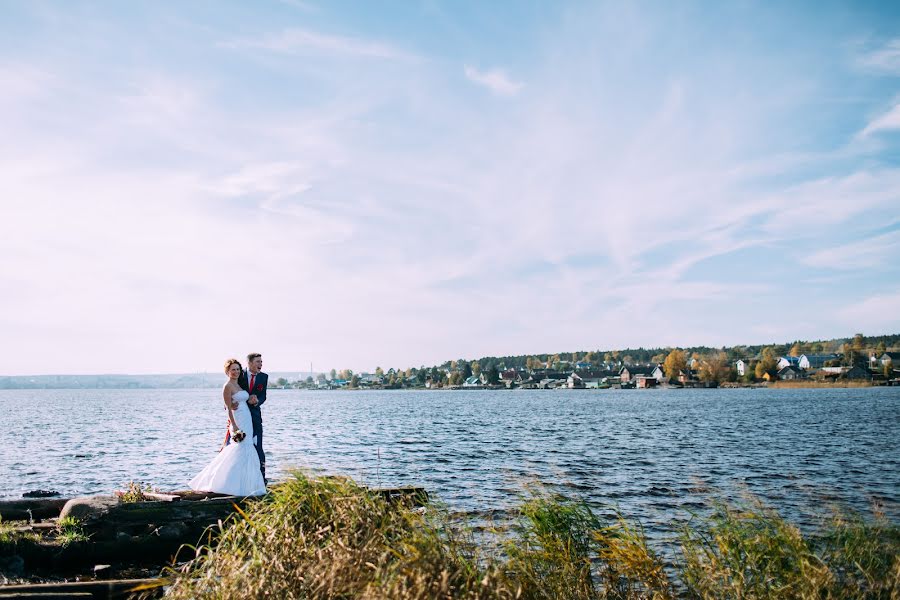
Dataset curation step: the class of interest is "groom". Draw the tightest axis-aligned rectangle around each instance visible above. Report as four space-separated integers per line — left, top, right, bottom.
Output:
239 352 268 483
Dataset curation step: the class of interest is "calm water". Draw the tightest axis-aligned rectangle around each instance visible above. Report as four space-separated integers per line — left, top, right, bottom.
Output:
3 387 898 534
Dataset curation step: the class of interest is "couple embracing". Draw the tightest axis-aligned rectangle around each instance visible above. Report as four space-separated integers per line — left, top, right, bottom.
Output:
189 353 269 497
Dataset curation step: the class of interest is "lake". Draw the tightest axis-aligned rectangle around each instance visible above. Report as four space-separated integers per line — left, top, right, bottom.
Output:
3 387 898 534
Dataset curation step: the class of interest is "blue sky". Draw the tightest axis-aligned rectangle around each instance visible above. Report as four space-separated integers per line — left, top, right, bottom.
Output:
1 1 899 375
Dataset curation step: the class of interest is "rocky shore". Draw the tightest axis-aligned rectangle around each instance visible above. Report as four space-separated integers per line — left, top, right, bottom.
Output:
0 489 252 598
0 485 427 598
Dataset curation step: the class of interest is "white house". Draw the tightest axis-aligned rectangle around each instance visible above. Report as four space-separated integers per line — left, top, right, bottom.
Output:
463 375 482 387
735 359 756 377
798 354 839 369
777 356 801 370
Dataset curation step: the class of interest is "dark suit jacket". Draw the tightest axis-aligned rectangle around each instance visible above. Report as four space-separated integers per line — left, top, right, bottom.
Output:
238 370 268 409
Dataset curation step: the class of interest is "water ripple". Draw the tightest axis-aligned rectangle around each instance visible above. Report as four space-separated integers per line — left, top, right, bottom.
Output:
1 387 898 535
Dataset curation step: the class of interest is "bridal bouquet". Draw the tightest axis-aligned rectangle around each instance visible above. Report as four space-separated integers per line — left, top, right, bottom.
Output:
232 428 247 443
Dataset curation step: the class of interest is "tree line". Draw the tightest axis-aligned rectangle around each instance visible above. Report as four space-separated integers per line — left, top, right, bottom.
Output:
310 332 898 388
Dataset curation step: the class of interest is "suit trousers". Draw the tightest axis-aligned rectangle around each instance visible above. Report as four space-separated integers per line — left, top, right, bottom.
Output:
249 406 265 475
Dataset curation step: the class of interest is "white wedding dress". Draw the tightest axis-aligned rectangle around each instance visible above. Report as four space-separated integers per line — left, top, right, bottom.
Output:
189 390 266 496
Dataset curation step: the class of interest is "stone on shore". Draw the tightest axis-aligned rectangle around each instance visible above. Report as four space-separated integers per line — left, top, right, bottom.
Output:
22 489 61 498
58 495 119 521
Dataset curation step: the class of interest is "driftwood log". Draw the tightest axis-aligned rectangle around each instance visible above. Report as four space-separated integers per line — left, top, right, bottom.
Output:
0 577 159 598
0 498 69 522
14 495 255 574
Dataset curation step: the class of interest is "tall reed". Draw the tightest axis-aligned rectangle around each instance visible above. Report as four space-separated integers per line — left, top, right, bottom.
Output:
157 472 899 600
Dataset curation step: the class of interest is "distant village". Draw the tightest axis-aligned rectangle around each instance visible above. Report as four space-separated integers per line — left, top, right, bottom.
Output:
290 346 900 391
3 335 897 391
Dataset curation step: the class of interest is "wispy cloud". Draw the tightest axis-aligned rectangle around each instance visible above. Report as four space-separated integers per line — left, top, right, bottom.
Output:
464 65 523 96
802 229 900 269
222 28 417 61
276 0 317 11
758 169 900 234
856 38 900 73
212 161 312 199
0 62 57 103
859 100 900 137
837 289 900 331
1 2 899 374
116 72 207 129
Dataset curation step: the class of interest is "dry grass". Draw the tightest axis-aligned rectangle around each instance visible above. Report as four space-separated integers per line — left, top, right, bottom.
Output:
160 473 508 599
771 380 874 388
155 473 899 600
679 501 899 599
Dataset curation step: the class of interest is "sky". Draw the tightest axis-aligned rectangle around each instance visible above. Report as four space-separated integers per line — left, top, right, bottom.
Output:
2 1 899 376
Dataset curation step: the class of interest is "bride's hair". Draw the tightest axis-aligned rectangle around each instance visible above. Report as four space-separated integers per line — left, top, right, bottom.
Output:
224 358 242 374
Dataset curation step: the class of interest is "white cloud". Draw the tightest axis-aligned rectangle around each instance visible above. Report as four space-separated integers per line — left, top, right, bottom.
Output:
212 162 312 198
859 101 900 137
2 3 900 374
116 73 206 127
856 38 900 73
0 62 57 106
463 65 523 96
758 170 900 235
837 290 900 331
222 28 417 61
277 0 316 11
802 229 900 270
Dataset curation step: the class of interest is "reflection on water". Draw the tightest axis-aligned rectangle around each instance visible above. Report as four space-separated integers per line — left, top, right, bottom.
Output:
3 387 898 534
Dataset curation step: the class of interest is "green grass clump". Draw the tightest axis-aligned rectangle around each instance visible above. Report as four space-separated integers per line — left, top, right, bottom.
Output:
0 519 15 545
0 518 41 554
117 481 155 503
158 473 899 600
55 515 88 546
0 519 20 553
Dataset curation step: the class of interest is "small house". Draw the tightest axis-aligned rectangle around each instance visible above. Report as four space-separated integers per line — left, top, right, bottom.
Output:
777 356 801 370
735 359 757 377
798 354 839 369
880 352 900 367
842 366 871 380
635 375 658 388
463 375 482 387
619 365 655 383
777 365 807 380
567 373 585 389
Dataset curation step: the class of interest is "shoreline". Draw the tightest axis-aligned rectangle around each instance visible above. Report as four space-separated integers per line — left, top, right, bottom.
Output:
312 380 893 390
2 379 895 392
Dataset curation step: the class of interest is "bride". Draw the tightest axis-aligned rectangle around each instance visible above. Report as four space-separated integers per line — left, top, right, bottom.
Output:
189 358 267 496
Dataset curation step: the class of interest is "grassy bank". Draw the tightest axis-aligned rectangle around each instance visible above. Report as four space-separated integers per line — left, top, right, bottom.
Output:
156 473 899 599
